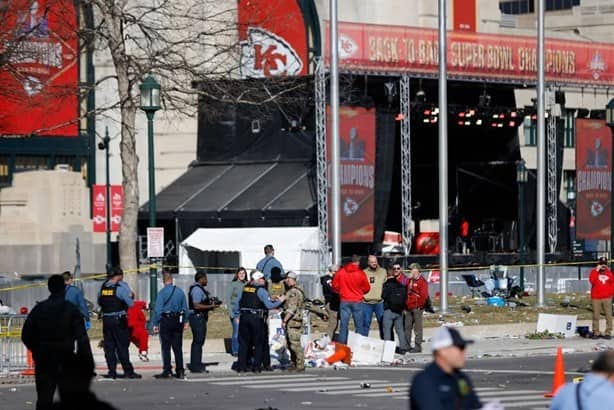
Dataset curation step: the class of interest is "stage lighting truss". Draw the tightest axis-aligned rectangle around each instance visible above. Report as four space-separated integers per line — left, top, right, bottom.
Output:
412 103 522 128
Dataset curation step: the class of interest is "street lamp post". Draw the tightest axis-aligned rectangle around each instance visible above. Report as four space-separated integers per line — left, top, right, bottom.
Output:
139 75 161 308
605 98 614 268
98 127 112 275
517 160 528 291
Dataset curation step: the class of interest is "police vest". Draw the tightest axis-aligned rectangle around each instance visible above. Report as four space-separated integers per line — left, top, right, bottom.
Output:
189 283 209 312
99 282 127 314
268 280 285 299
239 284 266 310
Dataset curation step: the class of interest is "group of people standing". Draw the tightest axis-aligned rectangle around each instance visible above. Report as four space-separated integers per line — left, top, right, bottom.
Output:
322 254 430 353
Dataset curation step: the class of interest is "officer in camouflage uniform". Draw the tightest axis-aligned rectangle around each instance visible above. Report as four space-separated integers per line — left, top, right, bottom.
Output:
282 271 305 372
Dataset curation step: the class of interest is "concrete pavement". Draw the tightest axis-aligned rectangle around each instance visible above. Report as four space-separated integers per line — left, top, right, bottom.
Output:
91 320 614 374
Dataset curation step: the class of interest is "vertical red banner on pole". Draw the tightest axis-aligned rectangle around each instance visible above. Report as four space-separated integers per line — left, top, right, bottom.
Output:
92 185 106 233
110 186 123 233
327 106 376 242
575 119 612 240
453 0 477 32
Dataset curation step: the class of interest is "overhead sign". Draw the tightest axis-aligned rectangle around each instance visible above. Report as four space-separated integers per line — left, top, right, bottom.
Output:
147 227 165 258
327 106 376 242
453 0 477 32
238 0 307 78
325 21 614 86
92 185 123 233
0 0 79 137
575 119 611 240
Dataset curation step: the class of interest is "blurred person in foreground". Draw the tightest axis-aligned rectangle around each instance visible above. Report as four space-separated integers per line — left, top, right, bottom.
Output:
22 274 94 410
410 326 502 410
550 351 614 410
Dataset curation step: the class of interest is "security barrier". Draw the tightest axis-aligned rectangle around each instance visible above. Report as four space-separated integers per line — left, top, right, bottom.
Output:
0 314 28 375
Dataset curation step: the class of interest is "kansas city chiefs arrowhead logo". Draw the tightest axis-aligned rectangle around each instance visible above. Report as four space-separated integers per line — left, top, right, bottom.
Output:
338 34 358 59
240 27 303 78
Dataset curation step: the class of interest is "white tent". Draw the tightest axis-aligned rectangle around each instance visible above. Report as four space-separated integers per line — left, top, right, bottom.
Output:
179 227 321 276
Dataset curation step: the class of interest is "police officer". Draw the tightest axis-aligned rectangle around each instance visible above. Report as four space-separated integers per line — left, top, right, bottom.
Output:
188 272 218 373
235 271 285 373
22 275 93 410
98 267 141 379
152 272 188 379
62 271 91 329
282 271 305 372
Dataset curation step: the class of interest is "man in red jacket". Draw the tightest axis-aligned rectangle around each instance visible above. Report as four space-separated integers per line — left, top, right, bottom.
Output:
332 254 370 344
398 262 429 352
589 257 614 339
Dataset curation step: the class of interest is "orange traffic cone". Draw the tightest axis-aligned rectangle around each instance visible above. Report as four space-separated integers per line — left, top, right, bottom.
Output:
544 346 566 398
22 349 35 376
326 343 353 365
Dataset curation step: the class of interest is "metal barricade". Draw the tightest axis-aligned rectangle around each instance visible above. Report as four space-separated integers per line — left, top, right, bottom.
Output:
0 314 28 375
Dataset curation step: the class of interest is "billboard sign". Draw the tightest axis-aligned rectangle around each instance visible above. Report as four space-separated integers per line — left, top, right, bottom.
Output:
0 0 79 136
325 21 614 87
575 119 611 240
238 0 307 78
327 106 376 242
453 0 477 32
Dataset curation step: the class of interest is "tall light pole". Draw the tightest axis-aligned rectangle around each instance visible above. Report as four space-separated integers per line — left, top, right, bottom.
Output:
438 0 449 313
329 0 341 265
536 0 546 306
605 98 614 268
98 127 112 275
139 75 161 307
517 160 528 291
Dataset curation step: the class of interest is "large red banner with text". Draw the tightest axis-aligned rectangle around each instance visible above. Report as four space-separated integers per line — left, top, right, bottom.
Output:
0 0 79 137
237 0 307 78
327 107 376 242
326 21 614 86
453 0 476 32
92 185 123 233
576 119 612 240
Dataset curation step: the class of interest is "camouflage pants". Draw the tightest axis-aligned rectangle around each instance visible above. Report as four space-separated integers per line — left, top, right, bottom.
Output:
286 326 304 369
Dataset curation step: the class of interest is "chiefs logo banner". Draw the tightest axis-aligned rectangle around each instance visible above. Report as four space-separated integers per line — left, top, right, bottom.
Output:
576 119 612 240
0 0 79 137
238 0 307 78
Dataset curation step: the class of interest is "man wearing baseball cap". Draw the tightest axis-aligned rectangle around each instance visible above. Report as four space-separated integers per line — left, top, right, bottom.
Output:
588 257 614 339
410 326 482 410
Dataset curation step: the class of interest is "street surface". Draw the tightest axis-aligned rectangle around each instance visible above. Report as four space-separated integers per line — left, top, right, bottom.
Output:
0 353 594 410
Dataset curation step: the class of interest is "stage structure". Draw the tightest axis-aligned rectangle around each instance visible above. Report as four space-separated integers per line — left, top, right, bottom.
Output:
400 74 412 252
314 57 329 269
547 87 559 254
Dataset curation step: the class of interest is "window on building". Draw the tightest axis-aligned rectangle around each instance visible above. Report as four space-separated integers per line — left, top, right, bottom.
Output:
523 116 537 146
500 0 579 14
0 156 10 186
14 156 48 172
564 109 575 148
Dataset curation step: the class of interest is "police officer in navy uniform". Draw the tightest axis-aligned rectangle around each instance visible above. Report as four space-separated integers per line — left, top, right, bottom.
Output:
188 272 219 373
235 271 285 373
152 271 188 379
98 267 141 379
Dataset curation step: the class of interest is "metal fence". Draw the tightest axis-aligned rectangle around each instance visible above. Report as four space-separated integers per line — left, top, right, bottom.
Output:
0 314 28 374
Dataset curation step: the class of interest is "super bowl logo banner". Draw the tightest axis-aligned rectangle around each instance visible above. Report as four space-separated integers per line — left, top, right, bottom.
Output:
0 0 78 136
237 0 307 78
575 119 612 240
326 107 376 242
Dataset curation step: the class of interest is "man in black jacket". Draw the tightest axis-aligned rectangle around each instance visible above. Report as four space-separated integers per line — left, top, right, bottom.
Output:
22 275 94 410
381 265 409 353
320 264 340 341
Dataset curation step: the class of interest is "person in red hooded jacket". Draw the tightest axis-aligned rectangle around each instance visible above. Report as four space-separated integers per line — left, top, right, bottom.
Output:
332 254 370 345
398 263 429 353
589 257 614 339
127 300 149 360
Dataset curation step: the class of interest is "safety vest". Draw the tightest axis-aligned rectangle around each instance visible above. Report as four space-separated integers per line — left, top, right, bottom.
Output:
239 284 266 310
98 282 127 314
268 280 286 299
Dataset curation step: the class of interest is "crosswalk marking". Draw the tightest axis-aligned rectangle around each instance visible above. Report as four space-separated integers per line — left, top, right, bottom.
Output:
212 376 348 386
503 401 550 408
184 374 340 383
356 387 501 398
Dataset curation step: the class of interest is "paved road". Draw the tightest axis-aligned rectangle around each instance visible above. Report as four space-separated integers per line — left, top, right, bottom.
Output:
0 353 595 410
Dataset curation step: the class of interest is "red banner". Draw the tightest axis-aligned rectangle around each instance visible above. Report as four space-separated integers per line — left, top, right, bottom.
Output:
237 0 307 78
575 119 612 240
92 185 123 233
0 0 79 137
327 107 376 242
453 0 476 32
326 21 614 86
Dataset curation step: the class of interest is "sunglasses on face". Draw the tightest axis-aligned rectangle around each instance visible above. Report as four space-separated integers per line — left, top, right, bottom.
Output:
393 267 401 270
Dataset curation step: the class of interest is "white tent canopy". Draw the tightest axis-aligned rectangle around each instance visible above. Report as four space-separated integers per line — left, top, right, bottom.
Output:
179 227 321 276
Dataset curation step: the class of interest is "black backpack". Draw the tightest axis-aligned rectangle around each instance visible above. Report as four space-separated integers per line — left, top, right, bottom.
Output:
388 283 407 313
